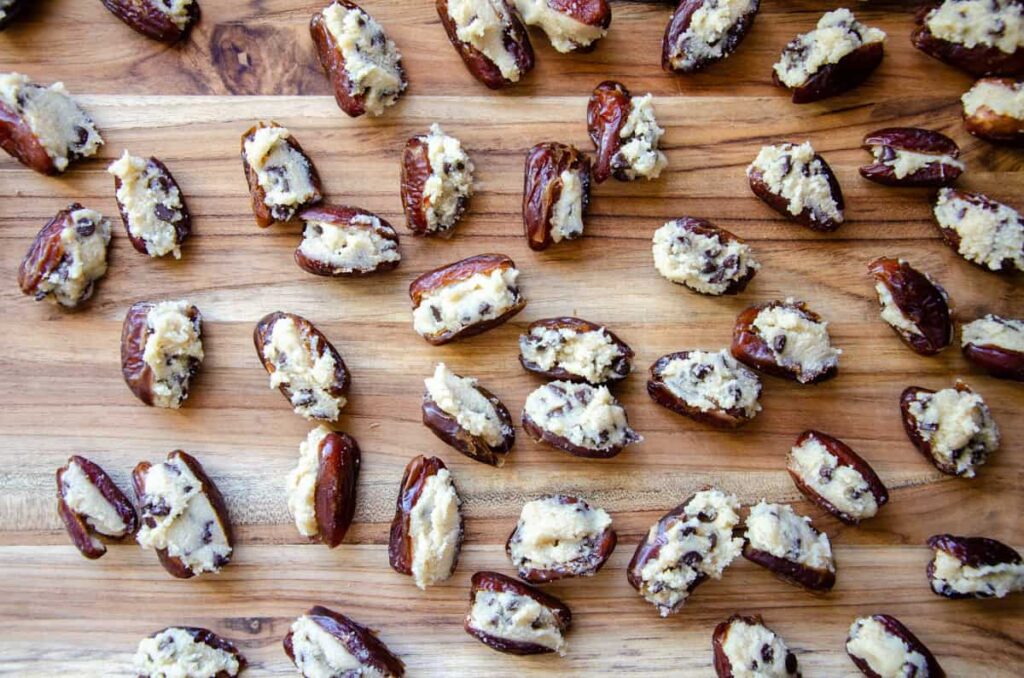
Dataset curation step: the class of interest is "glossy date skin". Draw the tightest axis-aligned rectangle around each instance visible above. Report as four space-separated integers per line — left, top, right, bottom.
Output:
868 257 953 355
314 431 361 548
464 571 572 655
56 456 138 559
962 316 1024 381
776 42 884 103
435 0 534 89
387 455 464 579
586 80 633 183
859 128 964 187
911 2 1024 77
963 78 1024 145
284 606 406 677
522 142 591 250
102 0 200 43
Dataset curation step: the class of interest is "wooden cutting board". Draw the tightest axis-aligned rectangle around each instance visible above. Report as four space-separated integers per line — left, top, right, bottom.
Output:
1 1 1021 675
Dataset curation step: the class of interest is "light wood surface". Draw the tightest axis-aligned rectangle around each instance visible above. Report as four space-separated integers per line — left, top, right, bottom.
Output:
1 1 1022 675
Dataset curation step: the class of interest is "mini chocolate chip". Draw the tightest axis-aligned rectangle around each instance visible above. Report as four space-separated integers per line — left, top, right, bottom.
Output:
692 363 712 381
430 305 442 322
819 466 833 482
75 220 95 237
761 642 775 664
681 551 703 566
785 652 798 673
779 155 792 176
697 509 716 522
773 335 787 353
153 204 177 223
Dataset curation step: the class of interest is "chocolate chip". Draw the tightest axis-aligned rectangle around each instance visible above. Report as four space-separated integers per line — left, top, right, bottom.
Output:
75 219 95 237
697 509 717 522
153 204 177 223
681 551 703 566
773 335 787 353
760 642 775 664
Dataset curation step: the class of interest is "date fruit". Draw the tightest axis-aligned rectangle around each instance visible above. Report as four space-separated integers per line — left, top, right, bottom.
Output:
295 204 401 276
731 299 841 384
523 142 592 250
400 124 474 236
747 141 844 231
961 314 1024 381
522 381 641 458
287 426 360 548
788 431 888 525
859 128 964 187
912 1 1024 77
647 349 763 428
713 614 800 678
422 363 515 466
868 257 953 356
409 253 526 345
133 450 233 579
900 381 1000 478
519 317 633 385
388 455 464 589
628 489 743 616
651 218 760 296
962 78 1024 145
241 121 323 227
926 534 1024 599
506 494 615 583
121 300 204 409
743 500 836 592
586 81 667 183
0 0 29 30
102 0 200 43
931 188 1024 273
846 615 945 678
254 311 351 421
108 151 191 258
465 570 572 655
663 0 761 73
56 455 137 559
285 606 405 677
134 626 245 678
310 1 406 118
436 0 535 89
514 0 611 53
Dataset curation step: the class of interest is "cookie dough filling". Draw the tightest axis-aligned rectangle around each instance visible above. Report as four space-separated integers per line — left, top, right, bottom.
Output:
751 301 842 383
508 496 612 574
141 300 204 409
523 381 637 452
720 617 797 678
60 458 129 537
651 221 759 295
875 277 922 336
136 457 231 575
746 501 834 572
846 617 930 678
929 548 1024 597
868 145 964 180
0 72 103 171
773 9 886 88
513 0 606 53
107 151 185 258
244 125 317 220
656 350 762 419
962 78 1024 117
412 266 521 337
924 0 1023 54
549 169 585 242
962 314 1024 350
322 1 405 116
907 386 1000 477
468 589 567 654
667 0 758 70
35 208 112 307
153 0 195 30
262 316 345 420
447 0 523 82
286 426 331 538
134 628 241 678
298 214 400 273
407 466 462 589
615 94 667 180
748 142 843 225
289 616 381 677
519 325 624 384
788 436 878 520
933 188 1024 271
425 363 508 447
422 124 474 232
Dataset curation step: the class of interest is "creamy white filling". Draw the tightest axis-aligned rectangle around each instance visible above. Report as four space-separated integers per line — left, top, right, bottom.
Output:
934 188 1024 271
290 616 383 678
962 79 1024 117
468 590 566 654
108 151 184 258
788 437 878 520
37 209 111 307
322 2 405 116
513 0 606 52
668 0 758 70
299 214 400 273
748 142 842 224
424 363 507 447
931 549 1024 598
244 125 316 214
907 386 1000 477
961 314 1024 350
508 496 612 573
422 123 474 232
926 0 1023 54
651 220 759 295
61 459 127 537
412 266 520 337
751 301 841 383
746 500 834 571
773 9 886 88
408 468 462 589
616 94 667 180
721 617 794 678
141 300 203 409
518 325 624 384
133 628 240 678
870 145 964 179
286 426 330 538
875 280 921 337
262 317 345 421
656 349 762 419
846 617 929 678
447 0 522 81
549 169 584 242
523 381 637 451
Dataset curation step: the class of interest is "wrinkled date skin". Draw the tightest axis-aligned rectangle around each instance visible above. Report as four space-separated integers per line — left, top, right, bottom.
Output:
0 0 29 30
520 316 633 383
436 0 534 89
662 0 760 73
900 383 983 476
647 351 761 429
963 321 1024 382
933 188 1023 273
748 155 844 232
859 128 964 187
102 0 200 43
713 615 799 678
400 133 470 237
132 451 234 579
777 42 884 103
121 300 203 407
912 3 1024 77
314 431 361 548
742 530 836 592
926 534 1023 599
522 142 591 250
868 257 953 355
731 301 839 383
56 455 138 559
847 615 945 678
142 627 246 678
464 571 572 655
586 81 629 183
18 205 85 305
790 430 889 525
964 78 1024 145
295 204 401 276
240 122 323 228
114 157 191 255
388 455 464 578
284 606 406 677
423 380 515 466
0 97 74 175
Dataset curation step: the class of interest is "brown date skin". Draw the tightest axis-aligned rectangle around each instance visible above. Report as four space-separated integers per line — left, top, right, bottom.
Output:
662 0 760 73
295 204 401 277
789 430 889 526
522 391 640 459
102 0 200 43
847 614 945 678
240 122 323 228
505 494 617 584
664 218 758 295
310 1 407 118
423 379 515 467
140 627 246 678
545 0 612 53
409 253 526 345
586 81 629 183
284 605 405 677
132 450 234 580
436 0 534 89
742 530 836 593
859 128 964 187
0 97 88 175
748 155 844 232
926 534 1023 599
18 204 99 307
465 571 572 655
520 317 633 384
868 257 953 356
912 3 1024 77
900 383 985 477
523 142 592 250
775 41 884 104
713 615 800 678
964 78 1024 146
963 319 1024 381
400 133 470 237
113 157 192 255
56 455 138 560
647 350 762 429
388 455 463 579
253 311 351 414
121 300 203 407
731 301 839 384
314 431 361 548
932 189 1023 273
0 0 29 30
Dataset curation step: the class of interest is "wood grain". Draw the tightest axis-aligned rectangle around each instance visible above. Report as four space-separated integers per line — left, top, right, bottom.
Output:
1 1 1022 676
